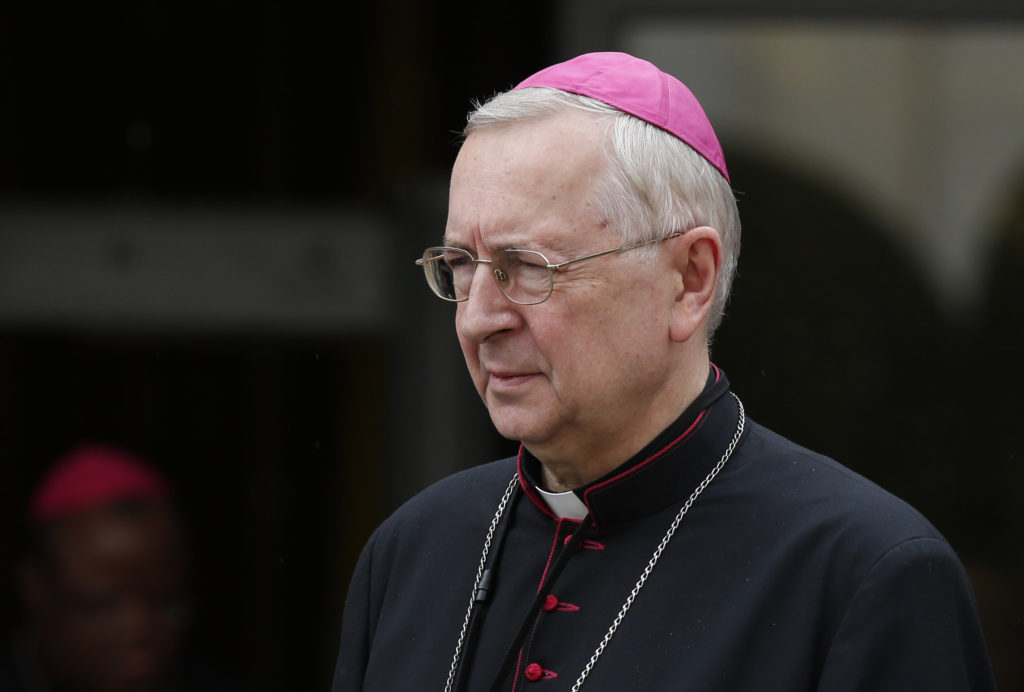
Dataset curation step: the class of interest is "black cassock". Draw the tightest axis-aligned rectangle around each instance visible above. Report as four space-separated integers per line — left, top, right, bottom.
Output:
333 371 994 691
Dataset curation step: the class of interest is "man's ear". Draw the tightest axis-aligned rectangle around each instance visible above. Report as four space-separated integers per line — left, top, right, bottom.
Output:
668 227 722 344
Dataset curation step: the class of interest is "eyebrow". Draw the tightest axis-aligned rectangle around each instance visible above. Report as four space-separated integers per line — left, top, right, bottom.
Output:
440 231 576 258
441 235 466 249
440 235 528 254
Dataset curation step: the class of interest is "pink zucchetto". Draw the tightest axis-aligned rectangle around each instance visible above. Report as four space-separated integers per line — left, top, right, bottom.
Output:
29 444 172 522
515 51 730 183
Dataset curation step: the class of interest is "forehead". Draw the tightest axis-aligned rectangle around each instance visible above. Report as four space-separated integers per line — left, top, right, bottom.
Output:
446 110 609 249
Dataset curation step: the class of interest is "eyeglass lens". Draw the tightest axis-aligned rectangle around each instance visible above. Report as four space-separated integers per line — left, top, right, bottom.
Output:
421 248 553 304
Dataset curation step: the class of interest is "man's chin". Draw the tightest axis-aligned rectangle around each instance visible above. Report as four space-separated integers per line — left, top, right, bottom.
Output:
488 410 537 442
487 409 559 451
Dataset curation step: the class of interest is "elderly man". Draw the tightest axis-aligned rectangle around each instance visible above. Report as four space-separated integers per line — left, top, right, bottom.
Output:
333 52 993 691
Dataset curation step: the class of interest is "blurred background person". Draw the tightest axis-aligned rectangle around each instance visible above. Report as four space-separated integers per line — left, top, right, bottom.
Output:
1 444 227 692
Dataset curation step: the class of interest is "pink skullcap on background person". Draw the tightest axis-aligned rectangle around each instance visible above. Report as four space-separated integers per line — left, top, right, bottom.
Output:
29 444 172 522
515 51 730 183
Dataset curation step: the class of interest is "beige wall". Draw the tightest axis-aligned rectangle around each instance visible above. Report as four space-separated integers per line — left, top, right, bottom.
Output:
623 22 1024 314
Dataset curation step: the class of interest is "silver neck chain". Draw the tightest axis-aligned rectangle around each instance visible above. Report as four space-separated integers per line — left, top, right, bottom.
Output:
444 473 520 692
445 393 745 692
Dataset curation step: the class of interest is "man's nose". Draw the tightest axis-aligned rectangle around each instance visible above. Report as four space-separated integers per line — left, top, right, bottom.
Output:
456 261 519 343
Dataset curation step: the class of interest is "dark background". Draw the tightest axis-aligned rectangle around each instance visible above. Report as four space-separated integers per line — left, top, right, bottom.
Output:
1 2 1021 690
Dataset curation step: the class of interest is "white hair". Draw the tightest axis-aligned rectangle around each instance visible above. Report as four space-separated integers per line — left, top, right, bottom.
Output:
465 87 741 337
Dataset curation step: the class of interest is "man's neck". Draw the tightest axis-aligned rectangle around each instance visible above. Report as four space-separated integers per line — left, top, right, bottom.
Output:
539 463 597 494
534 357 711 492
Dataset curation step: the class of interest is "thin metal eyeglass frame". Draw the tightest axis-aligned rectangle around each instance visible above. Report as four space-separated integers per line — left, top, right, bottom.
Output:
416 231 684 305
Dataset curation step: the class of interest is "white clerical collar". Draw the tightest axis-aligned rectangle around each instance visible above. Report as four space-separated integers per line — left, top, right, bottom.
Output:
535 485 590 520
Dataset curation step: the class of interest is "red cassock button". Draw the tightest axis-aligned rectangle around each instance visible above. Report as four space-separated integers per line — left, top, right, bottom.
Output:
525 663 543 681
542 594 559 612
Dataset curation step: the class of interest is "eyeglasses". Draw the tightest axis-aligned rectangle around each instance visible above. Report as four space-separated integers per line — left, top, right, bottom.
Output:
416 231 683 305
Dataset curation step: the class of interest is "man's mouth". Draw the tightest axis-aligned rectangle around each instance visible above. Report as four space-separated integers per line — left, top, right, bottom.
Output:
487 370 539 391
